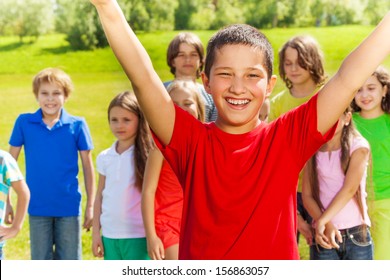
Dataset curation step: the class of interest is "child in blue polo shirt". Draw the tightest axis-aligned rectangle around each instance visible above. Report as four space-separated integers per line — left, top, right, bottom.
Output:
8 68 95 260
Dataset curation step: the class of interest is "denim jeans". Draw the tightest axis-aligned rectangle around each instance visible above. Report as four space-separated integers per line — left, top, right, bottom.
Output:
0 246 3 260
29 215 81 260
310 225 373 260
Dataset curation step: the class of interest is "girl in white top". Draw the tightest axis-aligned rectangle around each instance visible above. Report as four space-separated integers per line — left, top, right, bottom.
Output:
92 91 154 260
302 107 373 260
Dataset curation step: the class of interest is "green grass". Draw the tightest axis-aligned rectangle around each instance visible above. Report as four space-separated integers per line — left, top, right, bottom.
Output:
1 25 389 260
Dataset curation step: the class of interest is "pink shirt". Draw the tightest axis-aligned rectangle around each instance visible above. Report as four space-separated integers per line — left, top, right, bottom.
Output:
317 136 371 229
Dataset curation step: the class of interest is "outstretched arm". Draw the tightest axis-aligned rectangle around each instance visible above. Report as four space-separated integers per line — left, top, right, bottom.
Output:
91 0 175 144
317 12 390 134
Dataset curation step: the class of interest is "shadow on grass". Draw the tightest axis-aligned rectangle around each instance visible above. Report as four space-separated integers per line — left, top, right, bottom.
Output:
40 45 73 55
0 42 24 52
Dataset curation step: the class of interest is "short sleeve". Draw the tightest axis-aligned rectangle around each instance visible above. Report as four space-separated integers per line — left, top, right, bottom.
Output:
9 115 25 147
1 151 24 187
96 152 106 176
75 118 94 151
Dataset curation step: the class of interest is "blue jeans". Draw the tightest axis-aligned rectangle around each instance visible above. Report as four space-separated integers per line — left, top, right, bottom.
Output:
310 225 373 260
29 215 81 260
0 246 3 260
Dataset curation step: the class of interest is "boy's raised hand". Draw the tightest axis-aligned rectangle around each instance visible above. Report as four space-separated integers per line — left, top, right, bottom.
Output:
91 0 175 145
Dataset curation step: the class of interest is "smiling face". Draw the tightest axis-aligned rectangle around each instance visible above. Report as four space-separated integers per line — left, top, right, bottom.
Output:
355 75 387 118
202 44 276 134
109 106 139 145
36 81 67 120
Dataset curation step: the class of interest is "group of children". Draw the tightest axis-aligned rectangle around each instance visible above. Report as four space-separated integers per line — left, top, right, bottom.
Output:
1 0 389 261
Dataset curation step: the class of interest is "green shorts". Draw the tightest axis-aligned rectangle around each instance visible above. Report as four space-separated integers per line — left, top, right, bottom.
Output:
102 236 150 260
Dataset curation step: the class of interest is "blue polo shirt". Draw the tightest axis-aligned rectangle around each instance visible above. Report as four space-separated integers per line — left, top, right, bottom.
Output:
9 108 93 217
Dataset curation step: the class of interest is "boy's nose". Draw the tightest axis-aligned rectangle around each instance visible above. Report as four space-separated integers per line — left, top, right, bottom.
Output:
230 77 246 95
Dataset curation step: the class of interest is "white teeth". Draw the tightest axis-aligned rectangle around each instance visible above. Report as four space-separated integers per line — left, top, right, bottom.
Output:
227 98 249 105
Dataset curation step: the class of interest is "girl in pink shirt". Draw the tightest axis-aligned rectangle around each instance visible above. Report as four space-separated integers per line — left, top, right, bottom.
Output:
302 107 373 260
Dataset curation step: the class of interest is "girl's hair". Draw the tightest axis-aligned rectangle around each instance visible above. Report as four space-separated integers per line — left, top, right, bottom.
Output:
32 67 74 97
107 91 154 190
278 35 326 89
167 32 205 78
351 66 390 114
308 107 368 232
167 79 206 122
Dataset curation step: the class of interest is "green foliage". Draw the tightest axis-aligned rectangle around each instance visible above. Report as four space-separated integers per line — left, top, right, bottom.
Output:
364 0 390 25
0 0 54 41
65 1 107 50
175 0 198 30
210 0 245 29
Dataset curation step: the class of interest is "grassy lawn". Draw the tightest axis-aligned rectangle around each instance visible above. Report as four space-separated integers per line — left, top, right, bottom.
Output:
1 25 389 260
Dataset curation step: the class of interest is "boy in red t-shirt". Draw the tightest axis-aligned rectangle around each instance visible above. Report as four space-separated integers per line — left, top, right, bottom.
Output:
91 0 390 260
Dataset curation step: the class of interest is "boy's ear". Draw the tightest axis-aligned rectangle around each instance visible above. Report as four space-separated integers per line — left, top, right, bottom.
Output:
265 75 277 98
201 72 211 94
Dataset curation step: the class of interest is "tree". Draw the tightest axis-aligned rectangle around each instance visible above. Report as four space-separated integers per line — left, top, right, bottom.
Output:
66 1 107 50
2 0 54 41
175 0 197 29
364 0 390 25
210 0 245 30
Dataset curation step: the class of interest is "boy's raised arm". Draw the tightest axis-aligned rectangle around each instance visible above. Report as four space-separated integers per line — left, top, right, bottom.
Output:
91 0 175 144
317 12 390 134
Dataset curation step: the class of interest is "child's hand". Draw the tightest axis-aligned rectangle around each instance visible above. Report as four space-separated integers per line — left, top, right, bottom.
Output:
297 215 313 245
83 206 93 231
0 225 20 242
92 232 104 258
147 235 165 260
5 203 14 224
324 222 342 249
314 220 332 249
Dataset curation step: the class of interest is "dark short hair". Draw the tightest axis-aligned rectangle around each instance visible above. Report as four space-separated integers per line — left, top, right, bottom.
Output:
204 24 274 80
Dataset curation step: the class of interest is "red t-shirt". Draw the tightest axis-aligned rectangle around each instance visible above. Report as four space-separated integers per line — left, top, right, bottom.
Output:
153 94 336 260
154 159 183 222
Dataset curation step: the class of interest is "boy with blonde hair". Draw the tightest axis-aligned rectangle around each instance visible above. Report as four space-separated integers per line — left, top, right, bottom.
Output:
9 68 95 260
